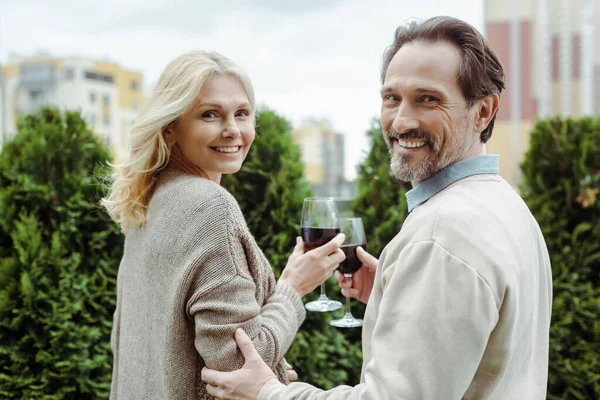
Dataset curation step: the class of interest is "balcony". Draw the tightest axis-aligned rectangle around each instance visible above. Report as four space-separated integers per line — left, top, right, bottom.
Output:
18 62 56 91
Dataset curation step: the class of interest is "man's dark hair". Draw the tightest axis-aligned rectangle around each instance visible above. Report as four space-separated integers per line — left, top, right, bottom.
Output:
381 16 505 143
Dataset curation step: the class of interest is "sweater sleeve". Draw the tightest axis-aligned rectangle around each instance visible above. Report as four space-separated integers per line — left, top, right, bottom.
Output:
185 193 305 372
258 240 499 400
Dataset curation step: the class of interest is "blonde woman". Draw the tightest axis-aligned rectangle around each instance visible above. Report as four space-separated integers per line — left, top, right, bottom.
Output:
102 51 345 400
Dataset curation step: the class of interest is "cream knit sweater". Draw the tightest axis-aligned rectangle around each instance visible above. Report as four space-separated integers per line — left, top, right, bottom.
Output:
109 167 305 399
259 173 552 399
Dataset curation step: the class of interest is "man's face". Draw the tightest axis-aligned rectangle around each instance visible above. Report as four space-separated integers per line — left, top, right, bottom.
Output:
380 40 481 184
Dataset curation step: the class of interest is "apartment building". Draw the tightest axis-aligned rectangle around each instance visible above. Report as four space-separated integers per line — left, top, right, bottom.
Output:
484 0 598 186
0 52 143 161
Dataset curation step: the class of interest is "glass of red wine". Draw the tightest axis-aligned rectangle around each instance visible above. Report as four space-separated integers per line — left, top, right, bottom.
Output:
330 217 366 328
301 197 342 312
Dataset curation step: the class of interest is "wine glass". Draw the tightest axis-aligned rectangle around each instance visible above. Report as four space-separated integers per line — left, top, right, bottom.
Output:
301 197 342 312
330 217 366 328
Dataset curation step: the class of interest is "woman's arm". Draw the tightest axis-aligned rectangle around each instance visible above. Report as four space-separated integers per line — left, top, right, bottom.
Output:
189 273 304 370
183 189 343 371
183 192 303 371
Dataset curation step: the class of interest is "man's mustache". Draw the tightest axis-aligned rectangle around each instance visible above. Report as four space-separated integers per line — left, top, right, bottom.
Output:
385 128 430 142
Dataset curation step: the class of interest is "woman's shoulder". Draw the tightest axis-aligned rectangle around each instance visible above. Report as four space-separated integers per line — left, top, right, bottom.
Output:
150 168 244 228
156 168 234 204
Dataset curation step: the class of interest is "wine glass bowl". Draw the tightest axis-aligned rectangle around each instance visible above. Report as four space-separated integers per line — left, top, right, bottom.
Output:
301 197 342 313
330 217 366 328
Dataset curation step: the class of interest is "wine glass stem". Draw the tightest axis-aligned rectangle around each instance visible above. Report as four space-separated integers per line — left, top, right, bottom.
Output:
344 274 354 318
345 295 353 318
319 282 328 300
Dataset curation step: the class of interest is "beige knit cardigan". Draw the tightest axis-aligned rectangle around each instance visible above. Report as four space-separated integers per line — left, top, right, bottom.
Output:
109 167 305 399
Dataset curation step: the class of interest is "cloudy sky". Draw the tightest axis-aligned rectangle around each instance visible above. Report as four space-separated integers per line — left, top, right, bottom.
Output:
0 0 483 179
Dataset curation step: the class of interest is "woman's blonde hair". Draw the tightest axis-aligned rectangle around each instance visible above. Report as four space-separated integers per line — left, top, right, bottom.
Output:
101 50 255 233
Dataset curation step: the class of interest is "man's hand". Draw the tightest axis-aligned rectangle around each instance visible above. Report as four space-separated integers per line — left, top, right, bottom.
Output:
284 359 298 382
202 329 276 400
335 246 377 304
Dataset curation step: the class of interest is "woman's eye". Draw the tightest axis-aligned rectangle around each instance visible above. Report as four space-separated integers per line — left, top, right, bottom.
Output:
202 111 218 119
383 95 400 104
236 110 250 117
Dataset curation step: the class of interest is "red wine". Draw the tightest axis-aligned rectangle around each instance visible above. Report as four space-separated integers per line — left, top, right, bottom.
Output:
338 244 366 275
301 227 340 251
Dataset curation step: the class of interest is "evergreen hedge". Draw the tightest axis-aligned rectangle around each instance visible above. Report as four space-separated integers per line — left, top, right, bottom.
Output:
0 108 122 399
6 107 596 399
520 116 600 399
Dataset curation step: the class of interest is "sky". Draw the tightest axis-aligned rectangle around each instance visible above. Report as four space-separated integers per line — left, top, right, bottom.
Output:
0 0 484 180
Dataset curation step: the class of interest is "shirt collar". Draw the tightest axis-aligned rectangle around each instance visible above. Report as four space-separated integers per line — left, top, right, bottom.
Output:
405 155 500 212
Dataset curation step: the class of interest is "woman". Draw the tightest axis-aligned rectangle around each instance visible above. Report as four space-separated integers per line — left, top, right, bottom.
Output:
102 51 345 399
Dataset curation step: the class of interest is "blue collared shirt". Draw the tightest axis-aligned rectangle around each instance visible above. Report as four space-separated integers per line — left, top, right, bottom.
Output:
405 155 500 212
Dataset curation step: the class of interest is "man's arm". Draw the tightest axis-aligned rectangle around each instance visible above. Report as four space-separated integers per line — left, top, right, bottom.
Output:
204 240 500 400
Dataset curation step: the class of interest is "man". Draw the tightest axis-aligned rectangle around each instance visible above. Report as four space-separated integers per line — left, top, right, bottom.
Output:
201 16 552 399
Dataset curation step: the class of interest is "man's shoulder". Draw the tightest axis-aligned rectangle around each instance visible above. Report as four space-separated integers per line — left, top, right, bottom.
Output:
389 175 534 263
413 175 527 231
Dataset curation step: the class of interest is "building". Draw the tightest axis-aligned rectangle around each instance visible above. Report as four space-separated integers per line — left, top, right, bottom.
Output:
0 52 144 161
484 0 599 187
291 119 356 200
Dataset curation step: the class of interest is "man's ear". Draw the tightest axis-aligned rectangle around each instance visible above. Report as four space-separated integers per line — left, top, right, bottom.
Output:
473 93 499 134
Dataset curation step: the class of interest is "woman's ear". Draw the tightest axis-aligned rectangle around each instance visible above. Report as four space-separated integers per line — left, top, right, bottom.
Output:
163 122 176 144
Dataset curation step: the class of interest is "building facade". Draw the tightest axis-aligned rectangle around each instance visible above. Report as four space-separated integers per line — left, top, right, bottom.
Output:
291 119 356 199
0 53 143 161
484 0 599 187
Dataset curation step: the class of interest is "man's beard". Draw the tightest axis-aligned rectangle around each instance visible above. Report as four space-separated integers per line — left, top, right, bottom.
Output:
385 124 468 183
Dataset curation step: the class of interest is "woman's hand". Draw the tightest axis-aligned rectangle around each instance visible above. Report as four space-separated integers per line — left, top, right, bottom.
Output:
279 234 346 297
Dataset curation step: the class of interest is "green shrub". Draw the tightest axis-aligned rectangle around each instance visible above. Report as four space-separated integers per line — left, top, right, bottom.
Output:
0 107 123 399
520 116 600 399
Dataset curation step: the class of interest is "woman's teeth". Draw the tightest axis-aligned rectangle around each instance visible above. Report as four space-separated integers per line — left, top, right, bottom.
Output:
214 146 240 153
398 140 426 148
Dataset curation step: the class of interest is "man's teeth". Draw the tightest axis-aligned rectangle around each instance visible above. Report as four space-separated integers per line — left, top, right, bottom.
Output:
214 146 240 153
397 140 426 148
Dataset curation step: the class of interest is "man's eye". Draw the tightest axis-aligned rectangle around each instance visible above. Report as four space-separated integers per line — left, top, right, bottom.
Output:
421 95 439 103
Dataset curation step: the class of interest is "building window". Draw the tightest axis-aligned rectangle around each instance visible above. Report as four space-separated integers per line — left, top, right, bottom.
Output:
103 94 110 106
84 70 114 83
30 90 42 100
90 92 96 104
104 114 111 126
64 68 74 80
89 113 96 125
131 80 139 92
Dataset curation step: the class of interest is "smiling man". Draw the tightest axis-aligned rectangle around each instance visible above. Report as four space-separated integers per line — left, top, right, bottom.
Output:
201 16 552 400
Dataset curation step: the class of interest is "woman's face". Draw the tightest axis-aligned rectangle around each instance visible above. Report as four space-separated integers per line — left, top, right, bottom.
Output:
166 75 255 183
